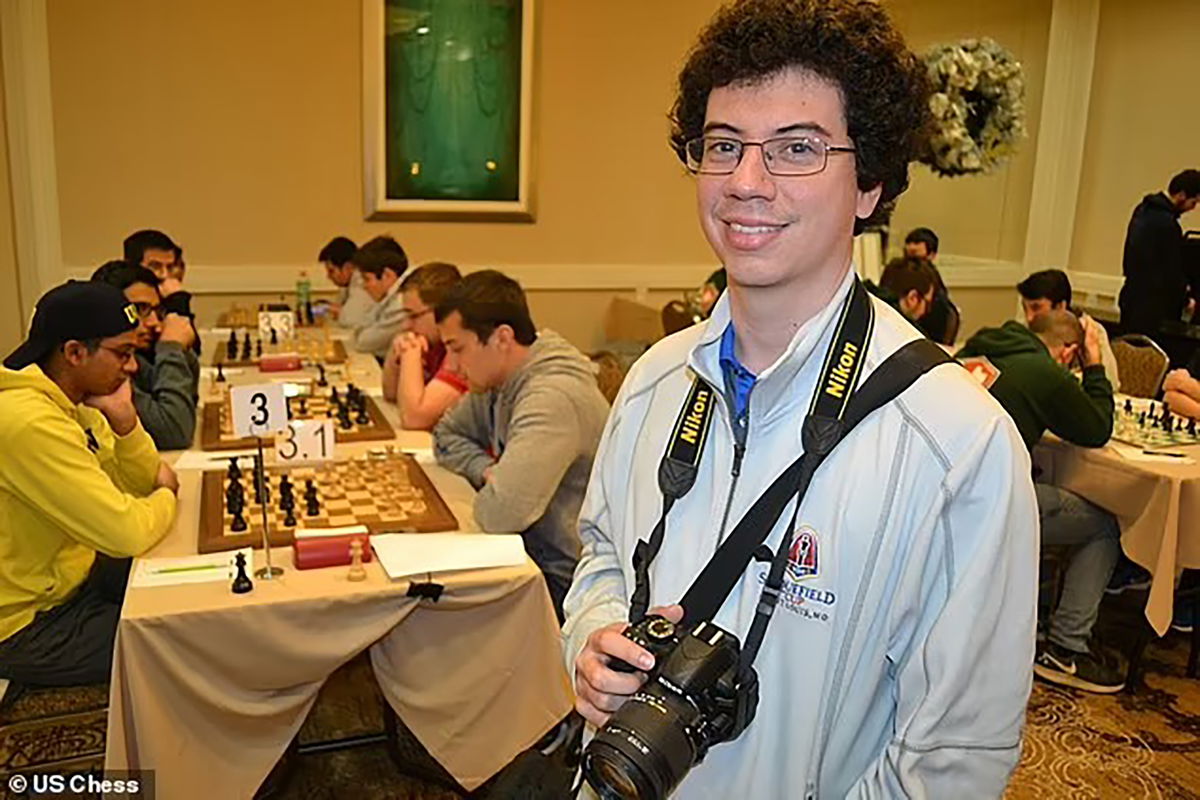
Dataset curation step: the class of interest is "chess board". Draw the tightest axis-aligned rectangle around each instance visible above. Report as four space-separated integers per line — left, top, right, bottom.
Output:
1112 400 1200 449
199 450 459 554
200 385 395 451
212 330 348 367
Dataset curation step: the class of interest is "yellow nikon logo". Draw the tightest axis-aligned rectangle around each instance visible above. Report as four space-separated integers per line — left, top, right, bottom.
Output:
824 341 859 399
123 304 139 325
679 389 710 445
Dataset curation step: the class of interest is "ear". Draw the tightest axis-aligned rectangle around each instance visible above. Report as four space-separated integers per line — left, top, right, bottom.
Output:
1060 342 1080 366
855 183 884 223
61 340 90 366
491 324 516 347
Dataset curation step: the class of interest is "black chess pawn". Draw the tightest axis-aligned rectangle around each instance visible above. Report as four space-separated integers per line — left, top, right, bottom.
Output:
338 406 353 430
1124 398 1133 415
317 364 328 387
270 327 279 346
216 363 226 383
256 340 263 358
298 397 308 416
231 552 253 594
1138 411 1147 427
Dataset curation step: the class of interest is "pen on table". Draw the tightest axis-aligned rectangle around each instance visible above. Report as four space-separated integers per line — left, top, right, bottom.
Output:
1142 450 1186 458
154 563 228 575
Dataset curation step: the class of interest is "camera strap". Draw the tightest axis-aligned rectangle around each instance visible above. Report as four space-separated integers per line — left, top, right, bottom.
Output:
629 277 956 670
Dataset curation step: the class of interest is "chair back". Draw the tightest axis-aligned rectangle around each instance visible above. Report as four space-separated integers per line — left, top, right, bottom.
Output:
1111 334 1169 397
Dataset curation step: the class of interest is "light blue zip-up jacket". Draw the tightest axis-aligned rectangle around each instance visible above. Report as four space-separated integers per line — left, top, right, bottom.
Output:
563 268 1038 799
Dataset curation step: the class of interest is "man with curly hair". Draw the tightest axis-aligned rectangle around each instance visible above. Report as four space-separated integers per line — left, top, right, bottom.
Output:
562 1 1037 797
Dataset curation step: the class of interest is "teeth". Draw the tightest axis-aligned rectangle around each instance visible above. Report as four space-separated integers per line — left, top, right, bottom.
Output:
729 223 781 234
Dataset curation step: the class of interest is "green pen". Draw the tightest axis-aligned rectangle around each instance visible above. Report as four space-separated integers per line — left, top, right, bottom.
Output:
154 563 228 575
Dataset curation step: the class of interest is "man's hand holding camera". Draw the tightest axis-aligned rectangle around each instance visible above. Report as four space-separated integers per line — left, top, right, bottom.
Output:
575 604 683 726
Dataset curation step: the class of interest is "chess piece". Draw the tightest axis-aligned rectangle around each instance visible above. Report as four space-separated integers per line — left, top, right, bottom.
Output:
1189 419 1197 436
1138 411 1146 427
355 404 370 425
348 539 367 582
231 552 254 594
298 397 308 415
1124 398 1133 415
330 386 340 404
227 458 242 481
216 363 226 383
338 405 353 430
282 505 297 527
1149 402 1157 421
227 330 238 356
270 327 279 346
317 364 328 387
286 398 294 420
256 340 263 358
231 506 248 532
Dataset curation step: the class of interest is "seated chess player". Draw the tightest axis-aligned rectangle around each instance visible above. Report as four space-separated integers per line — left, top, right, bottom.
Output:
1017 268 1120 388
382 262 468 429
318 236 376 328
957 310 1124 693
868 255 937 327
0 282 179 687
92 261 199 450
432 271 609 619
123 229 199 351
351 235 410 361
1164 354 1200 419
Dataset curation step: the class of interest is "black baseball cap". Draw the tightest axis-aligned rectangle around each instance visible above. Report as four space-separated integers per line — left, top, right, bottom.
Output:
4 281 140 370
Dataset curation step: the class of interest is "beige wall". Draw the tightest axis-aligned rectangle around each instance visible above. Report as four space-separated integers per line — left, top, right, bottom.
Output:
0 52 26 357
47 0 722 272
887 0 1052 264
1070 0 1200 277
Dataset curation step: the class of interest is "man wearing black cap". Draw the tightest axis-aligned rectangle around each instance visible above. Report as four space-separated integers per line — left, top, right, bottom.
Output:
0 281 179 687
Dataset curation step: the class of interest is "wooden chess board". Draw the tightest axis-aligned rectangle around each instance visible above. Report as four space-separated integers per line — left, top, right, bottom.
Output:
199 451 459 554
212 332 348 367
199 387 395 451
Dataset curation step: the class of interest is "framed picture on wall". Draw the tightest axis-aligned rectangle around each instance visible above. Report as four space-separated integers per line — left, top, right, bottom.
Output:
362 0 536 221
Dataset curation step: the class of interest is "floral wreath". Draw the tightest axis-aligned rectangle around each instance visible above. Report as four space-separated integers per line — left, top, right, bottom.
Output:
920 38 1026 177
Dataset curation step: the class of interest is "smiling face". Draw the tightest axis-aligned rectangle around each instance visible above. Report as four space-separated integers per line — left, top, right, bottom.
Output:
696 67 880 296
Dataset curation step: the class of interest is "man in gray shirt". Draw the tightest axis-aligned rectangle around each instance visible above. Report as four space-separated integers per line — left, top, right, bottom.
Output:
91 261 199 450
351 236 409 360
318 236 377 329
432 270 610 620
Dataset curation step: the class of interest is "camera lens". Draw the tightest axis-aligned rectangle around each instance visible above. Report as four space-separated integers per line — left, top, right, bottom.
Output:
584 691 697 800
586 746 651 800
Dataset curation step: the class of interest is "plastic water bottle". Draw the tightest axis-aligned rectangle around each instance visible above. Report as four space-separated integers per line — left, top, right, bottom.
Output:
296 271 312 324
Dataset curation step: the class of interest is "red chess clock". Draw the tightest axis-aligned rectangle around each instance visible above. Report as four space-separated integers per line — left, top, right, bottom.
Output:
960 356 1001 389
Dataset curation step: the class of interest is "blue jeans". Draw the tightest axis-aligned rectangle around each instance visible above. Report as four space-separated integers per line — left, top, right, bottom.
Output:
1037 484 1121 653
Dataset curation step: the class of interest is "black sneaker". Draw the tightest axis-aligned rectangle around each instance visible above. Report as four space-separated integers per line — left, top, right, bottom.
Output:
1034 642 1125 694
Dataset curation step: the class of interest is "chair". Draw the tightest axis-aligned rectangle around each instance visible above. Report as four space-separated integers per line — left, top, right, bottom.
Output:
1111 335 1169 398
661 300 698 337
588 351 627 405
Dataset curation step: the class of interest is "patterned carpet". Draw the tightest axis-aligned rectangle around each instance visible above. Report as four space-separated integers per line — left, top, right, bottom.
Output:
3 634 1199 799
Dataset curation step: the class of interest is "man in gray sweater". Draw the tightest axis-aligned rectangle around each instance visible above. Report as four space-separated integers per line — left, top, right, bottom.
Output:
92 261 199 450
432 270 610 620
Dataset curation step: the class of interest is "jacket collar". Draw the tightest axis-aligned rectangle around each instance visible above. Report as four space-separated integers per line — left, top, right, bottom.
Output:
687 266 857 421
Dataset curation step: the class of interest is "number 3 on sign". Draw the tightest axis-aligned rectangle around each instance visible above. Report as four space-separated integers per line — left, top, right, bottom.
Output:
230 384 288 438
275 420 335 464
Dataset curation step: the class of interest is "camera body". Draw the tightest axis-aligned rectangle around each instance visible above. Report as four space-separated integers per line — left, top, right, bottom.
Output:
582 615 758 800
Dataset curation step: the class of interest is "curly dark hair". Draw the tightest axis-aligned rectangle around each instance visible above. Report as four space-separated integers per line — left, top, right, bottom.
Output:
669 0 931 233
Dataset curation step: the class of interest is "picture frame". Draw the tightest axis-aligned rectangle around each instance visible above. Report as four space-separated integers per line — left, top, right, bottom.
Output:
362 0 536 221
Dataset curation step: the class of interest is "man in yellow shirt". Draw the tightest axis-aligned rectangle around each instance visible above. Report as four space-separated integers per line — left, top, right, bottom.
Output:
0 281 179 686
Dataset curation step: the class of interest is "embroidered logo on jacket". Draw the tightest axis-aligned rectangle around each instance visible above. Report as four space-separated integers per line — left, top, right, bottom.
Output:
786 528 819 582
85 429 100 453
961 356 1001 389
760 525 837 624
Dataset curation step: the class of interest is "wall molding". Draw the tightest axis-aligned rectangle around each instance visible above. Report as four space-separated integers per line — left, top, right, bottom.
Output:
1 0 63 318
63 254 1040 295
1022 0 1100 273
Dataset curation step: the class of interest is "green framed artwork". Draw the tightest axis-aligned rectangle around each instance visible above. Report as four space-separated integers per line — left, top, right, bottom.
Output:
362 0 535 221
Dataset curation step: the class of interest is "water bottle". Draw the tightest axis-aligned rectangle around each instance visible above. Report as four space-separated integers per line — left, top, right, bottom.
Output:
296 271 312 325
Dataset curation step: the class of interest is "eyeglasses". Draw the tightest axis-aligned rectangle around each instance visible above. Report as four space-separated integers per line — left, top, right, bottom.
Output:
684 136 856 176
132 302 163 320
99 345 138 364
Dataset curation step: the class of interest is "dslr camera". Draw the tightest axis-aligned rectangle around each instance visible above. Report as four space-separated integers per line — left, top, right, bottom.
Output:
582 615 758 800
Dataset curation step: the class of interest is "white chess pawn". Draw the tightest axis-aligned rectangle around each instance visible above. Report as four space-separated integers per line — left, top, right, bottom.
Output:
348 538 367 582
